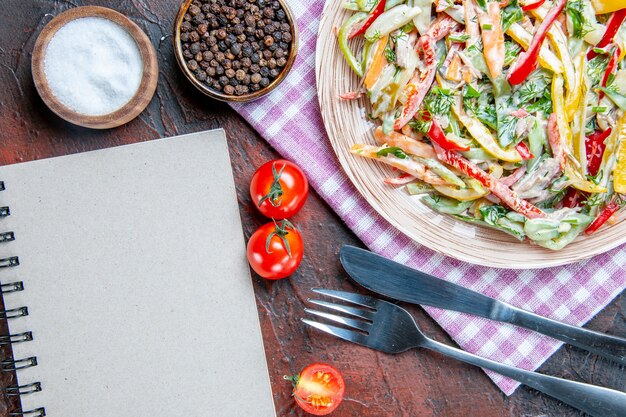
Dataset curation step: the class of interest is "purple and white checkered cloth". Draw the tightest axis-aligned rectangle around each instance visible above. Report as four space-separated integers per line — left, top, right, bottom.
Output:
231 0 626 395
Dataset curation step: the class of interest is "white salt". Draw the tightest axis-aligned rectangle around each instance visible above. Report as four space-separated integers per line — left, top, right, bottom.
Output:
44 17 144 116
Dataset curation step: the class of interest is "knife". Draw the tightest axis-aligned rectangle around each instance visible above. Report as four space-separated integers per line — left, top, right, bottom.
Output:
340 245 626 365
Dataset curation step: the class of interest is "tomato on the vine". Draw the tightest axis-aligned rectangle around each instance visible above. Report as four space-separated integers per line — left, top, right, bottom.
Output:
285 363 345 416
250 159 309 219
246 220 303 279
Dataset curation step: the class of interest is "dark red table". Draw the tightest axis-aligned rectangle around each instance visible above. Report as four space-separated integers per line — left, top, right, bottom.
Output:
0 1 624 416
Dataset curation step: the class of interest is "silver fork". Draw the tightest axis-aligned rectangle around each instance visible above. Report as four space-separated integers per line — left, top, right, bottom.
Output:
303 289 626 417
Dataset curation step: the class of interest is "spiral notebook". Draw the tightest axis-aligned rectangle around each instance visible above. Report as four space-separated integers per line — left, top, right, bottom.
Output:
0 130 276 416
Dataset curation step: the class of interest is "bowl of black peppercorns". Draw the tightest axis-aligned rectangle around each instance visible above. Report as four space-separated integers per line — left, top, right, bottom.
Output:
174 0 298 102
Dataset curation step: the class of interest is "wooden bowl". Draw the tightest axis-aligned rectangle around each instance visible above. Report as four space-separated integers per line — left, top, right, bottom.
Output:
173 0 298 102
31 6 158 129
316 0 626 269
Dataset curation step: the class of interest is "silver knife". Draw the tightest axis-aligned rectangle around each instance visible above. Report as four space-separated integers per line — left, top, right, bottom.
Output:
340 245 626 365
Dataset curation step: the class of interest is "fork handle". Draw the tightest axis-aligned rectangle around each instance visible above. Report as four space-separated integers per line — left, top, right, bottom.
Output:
423 339 626 417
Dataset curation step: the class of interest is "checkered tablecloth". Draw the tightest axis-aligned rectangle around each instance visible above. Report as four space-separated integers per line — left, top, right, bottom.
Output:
231 0 626 395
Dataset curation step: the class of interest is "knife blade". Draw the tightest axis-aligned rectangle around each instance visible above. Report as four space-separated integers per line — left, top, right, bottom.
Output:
340 245 626 365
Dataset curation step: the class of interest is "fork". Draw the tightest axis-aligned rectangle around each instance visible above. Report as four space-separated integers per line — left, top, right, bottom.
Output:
303 289 626 417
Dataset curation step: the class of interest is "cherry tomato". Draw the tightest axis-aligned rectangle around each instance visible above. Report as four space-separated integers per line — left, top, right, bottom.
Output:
286 363 345 416
250 159 309 219
246 220 303 279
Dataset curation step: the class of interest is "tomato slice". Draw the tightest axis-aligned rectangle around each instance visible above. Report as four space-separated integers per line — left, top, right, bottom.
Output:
288 363 345 416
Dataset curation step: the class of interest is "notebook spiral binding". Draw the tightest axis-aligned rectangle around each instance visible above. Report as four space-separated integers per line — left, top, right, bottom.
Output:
0 182 45 416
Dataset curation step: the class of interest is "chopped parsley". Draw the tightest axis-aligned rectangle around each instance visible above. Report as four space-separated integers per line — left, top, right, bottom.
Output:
566 0 593 38
424 87 455 116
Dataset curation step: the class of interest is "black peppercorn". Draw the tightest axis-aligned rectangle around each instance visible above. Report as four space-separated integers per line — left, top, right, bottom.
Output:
188 4 201 16
187 60 199 71
195 70 207 81
179 0 293 95
197 23 208 35
190 42 201 54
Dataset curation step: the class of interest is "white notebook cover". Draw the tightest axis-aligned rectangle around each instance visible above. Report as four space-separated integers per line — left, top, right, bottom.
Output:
0 130 275 416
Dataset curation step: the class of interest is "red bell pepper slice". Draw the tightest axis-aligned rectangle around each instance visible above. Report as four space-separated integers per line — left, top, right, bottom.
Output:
507 0 567 85
515 142 534 160
384 173 417 185
587 8 626 60
586 128 612 176
521 0 546 11
585 201 620 234
547 113 566 171
561 188 582 208
432 143 545 218
349 0 387 39
599 45 621 100
394 35 437 130
422 111 470 152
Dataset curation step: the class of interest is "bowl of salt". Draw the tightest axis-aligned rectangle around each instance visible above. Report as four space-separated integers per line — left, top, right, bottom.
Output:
32 6 158 129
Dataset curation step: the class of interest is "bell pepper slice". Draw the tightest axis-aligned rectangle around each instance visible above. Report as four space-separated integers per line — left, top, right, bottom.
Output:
422 111 470 152
351 144 449 185
507 0 567 85
587 8 626 60
478 2 506 79
373 126 438 158
339 12 368 77
506 23 564 74
521 0 546 10
600 45 621 100
349 0 387 39
585 201 620 234
432 143 545 218
561 188 583 208
586 128 613 176
394 35 437 130
515 142 534 160
452 100 523 162
364 35 390 89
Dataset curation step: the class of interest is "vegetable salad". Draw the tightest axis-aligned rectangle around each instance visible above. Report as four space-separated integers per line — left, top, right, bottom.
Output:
340 0 626 249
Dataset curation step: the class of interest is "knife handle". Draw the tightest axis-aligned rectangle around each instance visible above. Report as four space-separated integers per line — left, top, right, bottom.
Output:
425 339 626 417
505 304 626 365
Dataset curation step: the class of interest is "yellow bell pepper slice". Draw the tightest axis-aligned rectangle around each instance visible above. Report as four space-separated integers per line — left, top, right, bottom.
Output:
452 100 522 162
590 0 626 14
506 23 564 74
433 183 488 201
612 115 626 193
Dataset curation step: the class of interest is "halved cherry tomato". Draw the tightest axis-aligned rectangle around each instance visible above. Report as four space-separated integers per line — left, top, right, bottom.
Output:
285 363 345 416
250 159 309 219
247 220 303 279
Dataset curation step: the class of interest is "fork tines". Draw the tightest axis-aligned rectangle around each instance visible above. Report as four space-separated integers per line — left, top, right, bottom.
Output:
302 288 377 346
